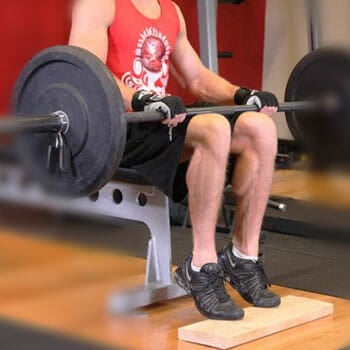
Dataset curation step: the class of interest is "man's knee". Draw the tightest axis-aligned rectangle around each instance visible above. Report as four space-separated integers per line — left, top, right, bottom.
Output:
189 113 231 152
236 112 277 153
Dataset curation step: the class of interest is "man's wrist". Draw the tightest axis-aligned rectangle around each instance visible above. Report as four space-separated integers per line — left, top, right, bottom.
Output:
131 90 157 111
234 87 254 105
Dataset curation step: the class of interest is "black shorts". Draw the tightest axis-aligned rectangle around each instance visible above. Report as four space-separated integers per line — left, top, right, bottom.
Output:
120 113 241 202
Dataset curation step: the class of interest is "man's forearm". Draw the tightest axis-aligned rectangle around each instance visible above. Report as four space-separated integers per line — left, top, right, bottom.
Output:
114 77 136 111
189 67 240 105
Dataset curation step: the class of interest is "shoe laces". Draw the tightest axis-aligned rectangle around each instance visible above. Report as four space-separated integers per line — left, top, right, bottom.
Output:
207 270 230 302
255 259 271 289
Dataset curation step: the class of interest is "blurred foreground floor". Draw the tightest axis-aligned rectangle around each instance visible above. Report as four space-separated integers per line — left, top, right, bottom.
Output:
272 169 350 208
0 230 347 350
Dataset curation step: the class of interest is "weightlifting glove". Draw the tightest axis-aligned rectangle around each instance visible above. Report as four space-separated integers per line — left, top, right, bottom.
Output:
131 90 186 119
234 88 279 109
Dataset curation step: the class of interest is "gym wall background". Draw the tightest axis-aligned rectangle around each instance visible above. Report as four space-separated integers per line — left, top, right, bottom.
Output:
0 1 71 114
264 0 350 140
0 0 265 112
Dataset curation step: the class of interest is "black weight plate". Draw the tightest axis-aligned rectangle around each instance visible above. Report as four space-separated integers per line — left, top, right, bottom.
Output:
12 46 126 196
285 48 350 167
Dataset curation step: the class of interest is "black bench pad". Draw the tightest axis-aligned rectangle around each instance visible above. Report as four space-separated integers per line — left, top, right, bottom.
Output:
111 168 150 185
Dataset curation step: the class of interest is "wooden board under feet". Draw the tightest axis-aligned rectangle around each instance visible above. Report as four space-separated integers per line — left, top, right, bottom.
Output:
178 296 333 349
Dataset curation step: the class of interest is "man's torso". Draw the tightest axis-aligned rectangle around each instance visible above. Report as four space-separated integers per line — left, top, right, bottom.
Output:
107 0 180 95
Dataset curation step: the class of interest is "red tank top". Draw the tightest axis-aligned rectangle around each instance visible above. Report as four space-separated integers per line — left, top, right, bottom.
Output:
107 0 180 95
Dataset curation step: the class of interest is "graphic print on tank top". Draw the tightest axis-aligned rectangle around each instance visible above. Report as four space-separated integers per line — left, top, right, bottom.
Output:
121 27 171 95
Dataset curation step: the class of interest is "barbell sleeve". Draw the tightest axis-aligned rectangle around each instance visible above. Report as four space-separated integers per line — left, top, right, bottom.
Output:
0 113 68 134
126 100 319 123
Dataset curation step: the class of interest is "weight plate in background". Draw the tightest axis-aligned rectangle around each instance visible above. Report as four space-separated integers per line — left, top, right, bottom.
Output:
285 48 350 168
12 46 126 196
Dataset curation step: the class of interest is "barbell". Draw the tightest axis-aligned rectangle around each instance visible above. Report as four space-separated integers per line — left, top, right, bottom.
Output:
3 45 350 196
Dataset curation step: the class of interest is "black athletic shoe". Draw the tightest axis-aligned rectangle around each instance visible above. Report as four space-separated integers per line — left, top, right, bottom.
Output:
174 254 244 320
218 242 281 308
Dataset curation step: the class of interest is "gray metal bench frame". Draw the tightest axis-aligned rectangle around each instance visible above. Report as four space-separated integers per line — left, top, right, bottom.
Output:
0 163 186 313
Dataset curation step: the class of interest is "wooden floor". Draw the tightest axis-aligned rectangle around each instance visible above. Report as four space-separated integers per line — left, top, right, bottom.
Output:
272 169 350 208
0 230 348 350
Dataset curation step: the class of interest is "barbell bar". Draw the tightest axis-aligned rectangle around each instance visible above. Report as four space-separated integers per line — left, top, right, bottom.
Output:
0 100 322 134
3 45 350 197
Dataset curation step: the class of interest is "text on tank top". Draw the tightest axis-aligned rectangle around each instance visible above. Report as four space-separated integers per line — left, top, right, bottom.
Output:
107 0 180 95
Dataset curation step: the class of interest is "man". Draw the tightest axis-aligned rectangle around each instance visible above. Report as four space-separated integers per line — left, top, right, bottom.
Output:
69 0 280 320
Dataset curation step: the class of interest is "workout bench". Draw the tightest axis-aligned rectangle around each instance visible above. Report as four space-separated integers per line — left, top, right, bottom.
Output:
0 155 185 313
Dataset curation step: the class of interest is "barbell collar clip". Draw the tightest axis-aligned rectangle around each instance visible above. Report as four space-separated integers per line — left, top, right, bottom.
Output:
54 111 70 135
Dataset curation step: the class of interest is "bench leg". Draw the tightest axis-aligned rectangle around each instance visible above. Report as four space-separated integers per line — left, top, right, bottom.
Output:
108 187 186 314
